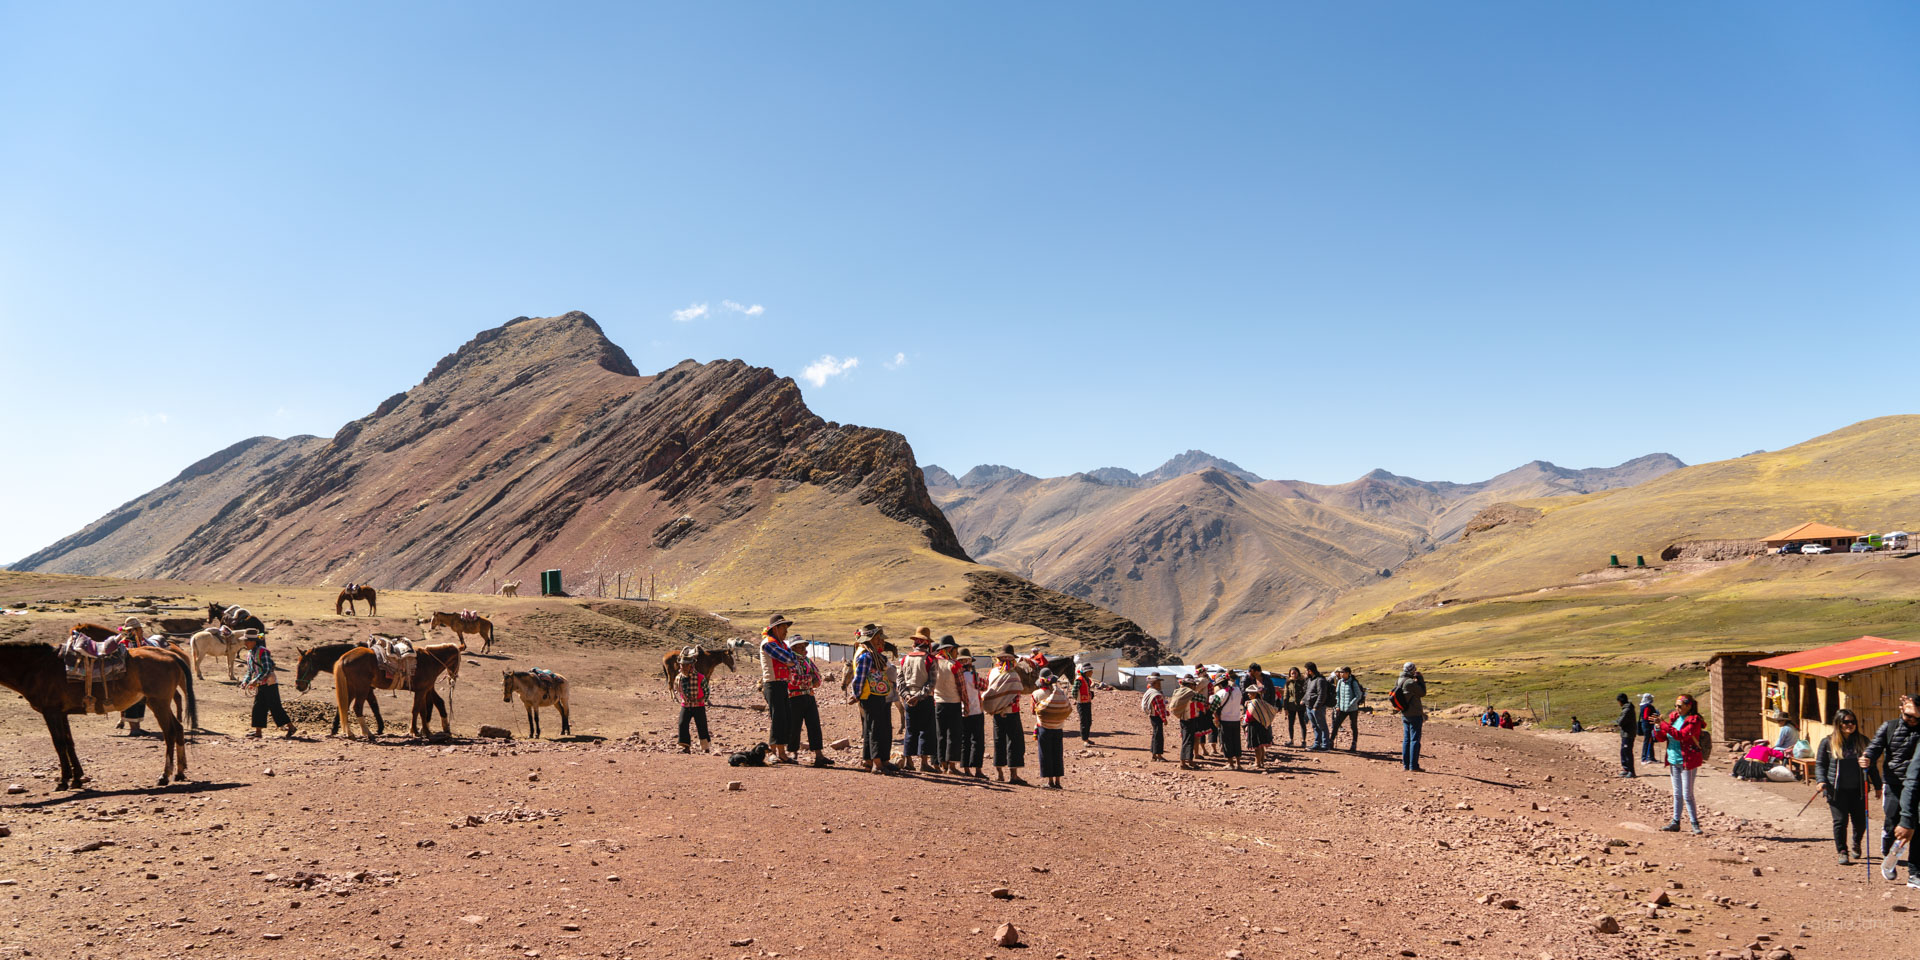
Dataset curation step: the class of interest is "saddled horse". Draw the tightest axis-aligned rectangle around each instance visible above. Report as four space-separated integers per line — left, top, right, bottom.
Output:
503 669 571 738
333 641 463 740
335 585 378 616
0 632 196 789
421 611 494 654
190 626 255 680
294 640 388 736
661 645 736 692
207 602 267 635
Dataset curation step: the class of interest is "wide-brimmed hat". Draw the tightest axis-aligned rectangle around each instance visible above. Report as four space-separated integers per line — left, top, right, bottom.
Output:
767 614 793 629
859 623 887 644
911 626 933 642
994 645 1018 660
681 646 700 658
787 637 809 650
122 616 143 628
934 639 958 651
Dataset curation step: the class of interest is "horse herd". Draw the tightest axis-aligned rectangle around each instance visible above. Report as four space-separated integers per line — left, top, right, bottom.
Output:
0 596 568 793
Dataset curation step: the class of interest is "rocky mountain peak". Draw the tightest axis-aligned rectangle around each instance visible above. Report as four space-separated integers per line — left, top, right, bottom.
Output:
422 311 639 387
1142 450 1264 485
958 464 1033 487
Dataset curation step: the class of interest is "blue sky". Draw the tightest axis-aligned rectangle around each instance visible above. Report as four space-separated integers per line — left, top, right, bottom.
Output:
2 3 1916 563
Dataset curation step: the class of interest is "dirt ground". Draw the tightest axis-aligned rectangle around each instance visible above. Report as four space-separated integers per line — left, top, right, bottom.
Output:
0 575 1913 960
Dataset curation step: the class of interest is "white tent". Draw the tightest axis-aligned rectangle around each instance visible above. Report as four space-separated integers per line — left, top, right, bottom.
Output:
1074 648 1123 685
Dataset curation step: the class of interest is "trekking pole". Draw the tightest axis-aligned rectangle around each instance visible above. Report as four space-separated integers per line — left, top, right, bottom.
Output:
1797 785 1822 818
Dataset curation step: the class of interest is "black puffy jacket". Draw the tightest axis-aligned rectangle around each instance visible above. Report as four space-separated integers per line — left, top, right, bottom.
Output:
1865 717 1920 785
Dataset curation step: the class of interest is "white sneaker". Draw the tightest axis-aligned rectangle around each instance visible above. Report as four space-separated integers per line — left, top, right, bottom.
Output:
1908 873 1920 891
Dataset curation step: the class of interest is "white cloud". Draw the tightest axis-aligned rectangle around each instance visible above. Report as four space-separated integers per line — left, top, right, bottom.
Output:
130 412 170 427
883 352 908 371
671 302 710 323
721 300 765 316
800 354 859 387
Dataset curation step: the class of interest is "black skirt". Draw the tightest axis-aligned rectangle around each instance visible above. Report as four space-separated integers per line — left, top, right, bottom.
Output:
1037 727 1066 778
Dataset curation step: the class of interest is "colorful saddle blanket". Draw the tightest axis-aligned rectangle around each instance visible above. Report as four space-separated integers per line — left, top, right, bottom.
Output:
61 632 128 682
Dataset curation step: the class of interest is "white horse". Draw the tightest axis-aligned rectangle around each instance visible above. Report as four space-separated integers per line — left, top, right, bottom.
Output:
498 580 519 597
503 669 570 738
190 627 255 680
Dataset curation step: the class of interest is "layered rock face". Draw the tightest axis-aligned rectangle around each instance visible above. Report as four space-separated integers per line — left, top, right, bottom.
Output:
19 313 963 591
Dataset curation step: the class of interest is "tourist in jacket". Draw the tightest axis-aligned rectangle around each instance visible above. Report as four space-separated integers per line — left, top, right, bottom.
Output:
1652 693 1706 834
984 646 1028 785
1615 693 1637 778
1074 664 1097 743
1392 663 1427 772
1328 667 1365 752
1865 695 1920 881
240 632 295 739
785 637 833 768
1141 675 1170 761
674 649 711 754
1213 672 1244 771
897 628 940 772
759 614 804 764
932 638 965 773
1282 667 1308 747
1303 662 1334 751
956 647 987 779
1816 708 1881 864
847 624 895 775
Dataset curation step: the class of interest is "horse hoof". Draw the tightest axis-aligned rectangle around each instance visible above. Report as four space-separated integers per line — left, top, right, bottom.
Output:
172 773 187 782
156 777 169 787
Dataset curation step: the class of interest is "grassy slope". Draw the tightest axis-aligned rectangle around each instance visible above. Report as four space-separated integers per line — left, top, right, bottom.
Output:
1267 416 1920 728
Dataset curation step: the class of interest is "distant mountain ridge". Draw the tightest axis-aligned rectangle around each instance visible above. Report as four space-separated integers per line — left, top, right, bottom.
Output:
17 312 1160 661
925 449 1682 661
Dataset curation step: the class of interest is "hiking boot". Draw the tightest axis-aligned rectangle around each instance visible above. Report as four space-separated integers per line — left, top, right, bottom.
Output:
1660 821 1681 832
1840 853 1854 866
678 743 691 754
1689 821 1703 835
282 724 297 739
1618 771 1635 778
1907 873 1920 890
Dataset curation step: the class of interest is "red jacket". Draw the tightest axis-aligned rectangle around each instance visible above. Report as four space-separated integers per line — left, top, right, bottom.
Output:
1653 711 1706 770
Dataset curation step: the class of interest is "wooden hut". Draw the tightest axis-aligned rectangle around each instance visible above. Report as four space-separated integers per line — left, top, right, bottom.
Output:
1748 637 1920 748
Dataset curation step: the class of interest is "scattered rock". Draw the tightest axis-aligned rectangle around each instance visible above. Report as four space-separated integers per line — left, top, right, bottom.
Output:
527 772 540 782
478 725 512 739
1650 892 1671 907
263 768 275 777
993 923 1020 948
416 839 435 849
990 886 1013 899
1591 915 1620 934
1498 898 1521 910
730 938 754 947
460 915 487 926
3 784 23 795
0 825 10 838
726 781 743 792
69 840 113 853
830 737 851 750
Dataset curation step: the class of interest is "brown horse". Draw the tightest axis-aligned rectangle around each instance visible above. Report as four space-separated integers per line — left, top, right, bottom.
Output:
0 637 196 789
207 602 267 634
332 641 463 740
661 645 736 692
421 611 494 654
294 641 387 736
503 670 571 738
335 586 378 616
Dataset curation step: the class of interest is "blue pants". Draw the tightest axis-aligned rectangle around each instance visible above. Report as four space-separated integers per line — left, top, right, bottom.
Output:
1402 716 1425 770
1309 707 1331 749
1640 725 1655 763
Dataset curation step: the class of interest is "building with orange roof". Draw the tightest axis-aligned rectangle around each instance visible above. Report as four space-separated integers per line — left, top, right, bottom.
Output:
1728 637 1920 748
1760 521 1864 553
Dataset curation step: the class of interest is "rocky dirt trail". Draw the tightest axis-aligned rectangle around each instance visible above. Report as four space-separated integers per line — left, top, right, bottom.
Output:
4 661 1911 960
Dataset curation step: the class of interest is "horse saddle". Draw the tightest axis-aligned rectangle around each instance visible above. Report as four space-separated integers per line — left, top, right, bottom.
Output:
457 610 480 623
369 638 416 684
223 607 251 626
61 633 128 683
214 625 234 640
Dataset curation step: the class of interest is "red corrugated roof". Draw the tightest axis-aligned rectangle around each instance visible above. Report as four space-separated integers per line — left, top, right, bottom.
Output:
1761 521 1864 542
1749 637 1920 678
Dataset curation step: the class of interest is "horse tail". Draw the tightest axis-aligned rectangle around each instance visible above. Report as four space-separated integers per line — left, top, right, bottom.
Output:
174 654 199 729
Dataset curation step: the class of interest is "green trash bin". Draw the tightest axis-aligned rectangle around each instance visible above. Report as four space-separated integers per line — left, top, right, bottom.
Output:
541 569 563 597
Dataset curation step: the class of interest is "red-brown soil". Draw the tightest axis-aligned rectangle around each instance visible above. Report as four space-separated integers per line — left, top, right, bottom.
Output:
2 594 1906 960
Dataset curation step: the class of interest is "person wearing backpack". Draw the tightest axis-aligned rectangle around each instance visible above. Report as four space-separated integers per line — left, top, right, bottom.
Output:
1330 666 1366 752
1652 693 1707 834
1213 671 1245 771
1390 662 1427 771
1172 677 1206 770
1140 675 1170 762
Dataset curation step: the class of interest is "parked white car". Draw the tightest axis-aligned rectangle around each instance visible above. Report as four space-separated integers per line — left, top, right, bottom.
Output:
1802 544 1833 555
